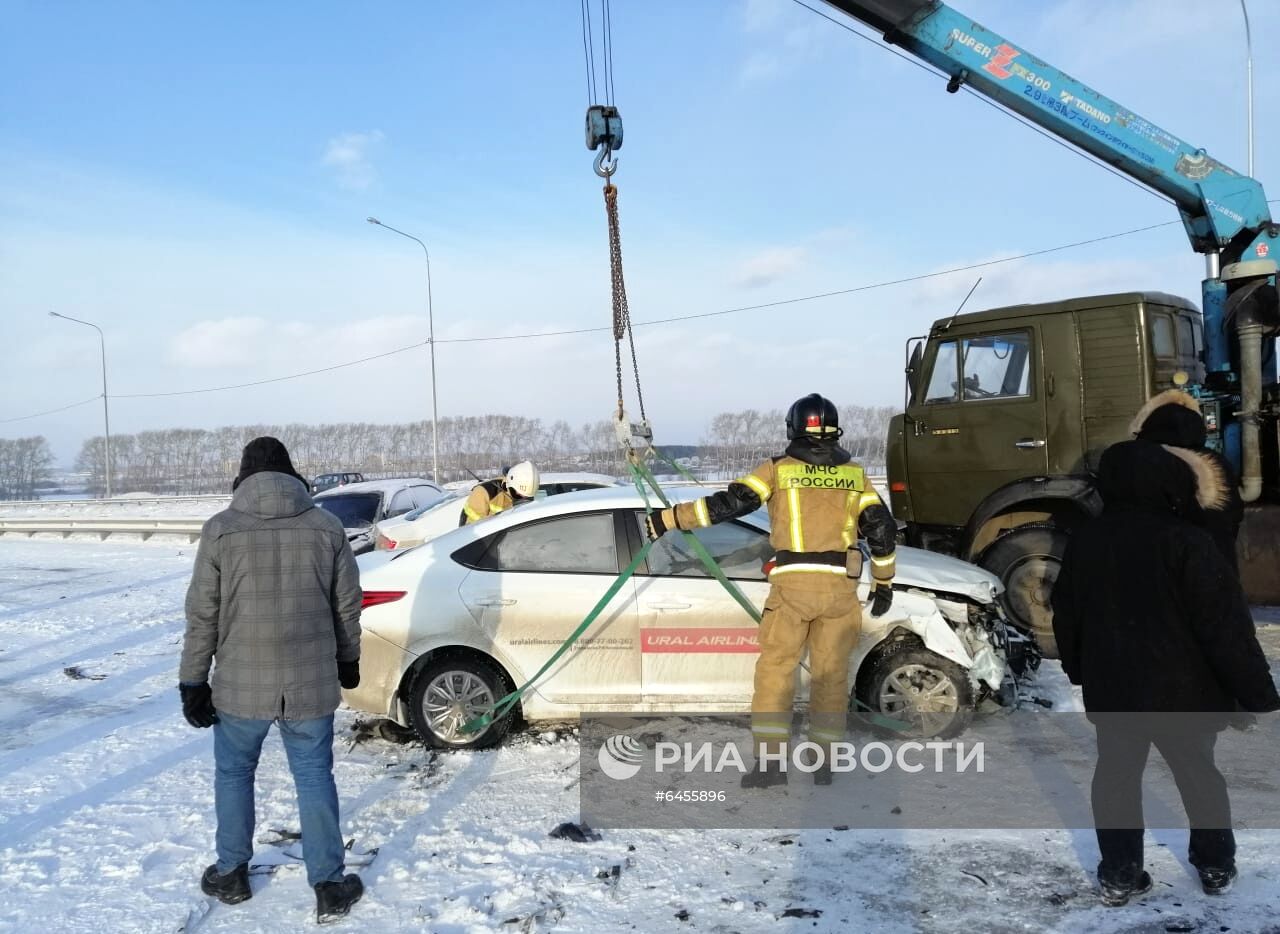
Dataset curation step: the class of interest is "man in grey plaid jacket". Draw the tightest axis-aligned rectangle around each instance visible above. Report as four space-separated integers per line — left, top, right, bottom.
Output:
179 437 366 923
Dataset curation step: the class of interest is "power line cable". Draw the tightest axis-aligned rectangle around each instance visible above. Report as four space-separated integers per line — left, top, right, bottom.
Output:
0 395 101 425
99 215 1183 402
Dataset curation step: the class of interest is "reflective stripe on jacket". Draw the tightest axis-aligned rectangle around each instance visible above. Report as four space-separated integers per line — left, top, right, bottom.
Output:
461 479 517 526
669 455 896 583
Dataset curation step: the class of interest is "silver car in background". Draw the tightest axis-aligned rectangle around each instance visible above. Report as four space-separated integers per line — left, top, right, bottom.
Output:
373 472 624 551
314 478 445 555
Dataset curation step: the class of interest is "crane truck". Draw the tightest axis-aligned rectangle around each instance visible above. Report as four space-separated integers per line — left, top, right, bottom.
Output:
814 2 1280 656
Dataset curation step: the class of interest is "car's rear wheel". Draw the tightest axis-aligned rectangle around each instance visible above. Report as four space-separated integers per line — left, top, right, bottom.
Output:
407 655 514 750
979 525 1067 658
854 641 974 739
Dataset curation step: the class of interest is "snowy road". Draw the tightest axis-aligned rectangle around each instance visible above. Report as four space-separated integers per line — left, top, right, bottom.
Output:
1 539 1278 934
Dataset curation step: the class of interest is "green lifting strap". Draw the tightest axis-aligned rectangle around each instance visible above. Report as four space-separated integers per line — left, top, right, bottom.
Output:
462 452 909 736
460 537 655 736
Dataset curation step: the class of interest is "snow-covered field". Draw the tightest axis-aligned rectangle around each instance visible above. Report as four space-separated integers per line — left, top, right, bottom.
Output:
1 538 1278 934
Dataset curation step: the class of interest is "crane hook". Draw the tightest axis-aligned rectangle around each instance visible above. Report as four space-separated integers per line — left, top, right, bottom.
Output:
594 147 617 179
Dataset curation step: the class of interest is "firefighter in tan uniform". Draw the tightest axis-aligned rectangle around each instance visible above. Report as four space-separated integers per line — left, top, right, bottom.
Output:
646 394 896 787
460 461 540 526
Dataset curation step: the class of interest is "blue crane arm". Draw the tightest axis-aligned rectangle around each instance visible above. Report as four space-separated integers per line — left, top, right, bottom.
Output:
823 1 1273 257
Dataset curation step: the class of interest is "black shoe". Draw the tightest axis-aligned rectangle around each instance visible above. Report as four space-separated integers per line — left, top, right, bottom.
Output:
316 873 364 924
1198 866 1237 896
200 863 251 905
1099 871 1152 907
740 764 788 789
812 763 833 786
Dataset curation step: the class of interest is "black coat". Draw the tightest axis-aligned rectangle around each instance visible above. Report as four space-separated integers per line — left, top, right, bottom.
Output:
1132 390 1244 570
1051 441 1278 714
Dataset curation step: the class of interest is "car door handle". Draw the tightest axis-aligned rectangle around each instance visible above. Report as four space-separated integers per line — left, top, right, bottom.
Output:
1014 438 1046 449
647 601 692 611
474 597 517 607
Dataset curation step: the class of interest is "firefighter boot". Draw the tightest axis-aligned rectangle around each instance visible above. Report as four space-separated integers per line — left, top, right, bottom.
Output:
741 760 788 789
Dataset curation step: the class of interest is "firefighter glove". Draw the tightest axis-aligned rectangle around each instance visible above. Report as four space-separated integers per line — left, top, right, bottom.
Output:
645 508 678 541
869 585 893 619
179 682 219 729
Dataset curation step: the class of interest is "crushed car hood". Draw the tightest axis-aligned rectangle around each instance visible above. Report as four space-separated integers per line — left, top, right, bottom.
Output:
893 546 1002 603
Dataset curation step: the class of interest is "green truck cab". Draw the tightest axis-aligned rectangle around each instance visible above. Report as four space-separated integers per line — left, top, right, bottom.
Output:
888 292 1207 656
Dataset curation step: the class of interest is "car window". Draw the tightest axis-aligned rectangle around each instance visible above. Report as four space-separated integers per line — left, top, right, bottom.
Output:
405 493 460 521
559 482 607 493
960 331 1031 400
485 513 618 574
636 513 770 581
924 340 959 404
409 485 441 509
387 489 416 517
316 492 382 527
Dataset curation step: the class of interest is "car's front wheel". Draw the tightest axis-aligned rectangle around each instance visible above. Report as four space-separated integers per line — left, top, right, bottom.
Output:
854 641 974 739
407 655 515 750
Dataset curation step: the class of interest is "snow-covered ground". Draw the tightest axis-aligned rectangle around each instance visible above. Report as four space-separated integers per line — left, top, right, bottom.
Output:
0 538 1277 934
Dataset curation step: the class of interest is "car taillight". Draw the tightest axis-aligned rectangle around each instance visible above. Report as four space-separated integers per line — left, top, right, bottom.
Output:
375 534 397 550
890 481 907 493
361 590 407 609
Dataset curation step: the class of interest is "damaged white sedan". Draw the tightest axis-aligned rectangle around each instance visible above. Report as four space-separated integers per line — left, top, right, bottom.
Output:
344 487 1026 748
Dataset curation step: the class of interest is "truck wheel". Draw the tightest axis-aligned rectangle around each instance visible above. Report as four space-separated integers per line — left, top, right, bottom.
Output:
853 642 974 739
407 655 515 750
979 525 1066 659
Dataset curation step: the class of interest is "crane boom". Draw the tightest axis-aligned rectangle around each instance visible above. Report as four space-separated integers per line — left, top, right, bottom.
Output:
823 0 1274 256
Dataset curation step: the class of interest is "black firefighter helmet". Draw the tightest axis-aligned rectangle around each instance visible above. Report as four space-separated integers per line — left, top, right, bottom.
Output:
785 393 842 440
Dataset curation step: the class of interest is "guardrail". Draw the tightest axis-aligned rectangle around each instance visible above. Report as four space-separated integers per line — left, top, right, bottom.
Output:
0 494 230 510
0 517 205 542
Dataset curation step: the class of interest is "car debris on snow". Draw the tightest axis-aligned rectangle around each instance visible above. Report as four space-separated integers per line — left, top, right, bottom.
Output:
548 821 601 843
62 664 106 680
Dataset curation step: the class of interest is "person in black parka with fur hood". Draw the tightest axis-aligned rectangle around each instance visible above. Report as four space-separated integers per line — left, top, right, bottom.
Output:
1130 389 1244 570
1051 439 1279 905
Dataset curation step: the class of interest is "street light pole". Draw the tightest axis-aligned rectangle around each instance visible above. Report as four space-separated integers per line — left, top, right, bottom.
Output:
1241 0 1255 176
367 217 441 484
49 311 112 498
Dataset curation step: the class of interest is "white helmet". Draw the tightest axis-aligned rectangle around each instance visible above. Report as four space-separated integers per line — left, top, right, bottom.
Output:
504 461 540 499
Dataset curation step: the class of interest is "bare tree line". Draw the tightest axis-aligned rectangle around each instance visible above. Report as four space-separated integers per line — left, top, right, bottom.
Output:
72 418 629 495
0 436 56 500
698 405 894 478
67 406 893 496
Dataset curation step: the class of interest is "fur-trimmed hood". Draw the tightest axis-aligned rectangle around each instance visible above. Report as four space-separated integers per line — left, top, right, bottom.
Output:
1130 389 1205 447
1161 445 1230 511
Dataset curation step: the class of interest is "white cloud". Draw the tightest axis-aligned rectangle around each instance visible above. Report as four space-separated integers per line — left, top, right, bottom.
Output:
168 315 425 371
731 246 807 288
321 130 385 190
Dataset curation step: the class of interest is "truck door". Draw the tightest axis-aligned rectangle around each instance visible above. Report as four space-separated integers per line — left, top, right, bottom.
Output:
903 322 1048 528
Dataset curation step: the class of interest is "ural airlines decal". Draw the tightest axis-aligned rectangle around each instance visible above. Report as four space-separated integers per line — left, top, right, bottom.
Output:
641 628 759 654
983 44 1020 80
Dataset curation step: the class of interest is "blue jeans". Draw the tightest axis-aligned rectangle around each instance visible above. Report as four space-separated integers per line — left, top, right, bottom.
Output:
213 712 347 887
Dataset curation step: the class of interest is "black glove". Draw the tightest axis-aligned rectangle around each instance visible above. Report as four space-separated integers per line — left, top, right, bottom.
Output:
869 585 893 619
644 508 676 541
179 682 219 728
338 659 361 690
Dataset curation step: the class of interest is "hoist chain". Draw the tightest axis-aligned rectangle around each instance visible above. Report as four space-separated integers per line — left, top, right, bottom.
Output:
604 182 645 422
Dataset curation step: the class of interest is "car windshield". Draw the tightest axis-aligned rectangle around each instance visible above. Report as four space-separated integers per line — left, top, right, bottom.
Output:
404 492 463 521
316 492 381 527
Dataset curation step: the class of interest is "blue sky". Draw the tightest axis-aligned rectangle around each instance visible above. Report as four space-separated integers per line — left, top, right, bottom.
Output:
3 0 1278 463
